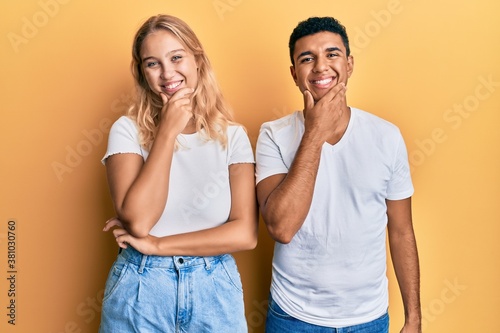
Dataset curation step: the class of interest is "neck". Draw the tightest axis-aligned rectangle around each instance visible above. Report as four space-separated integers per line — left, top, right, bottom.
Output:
181 118 197 134
326 105 351 145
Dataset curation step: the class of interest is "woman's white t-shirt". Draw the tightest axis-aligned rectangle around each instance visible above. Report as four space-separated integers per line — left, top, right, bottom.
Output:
103 116 254 237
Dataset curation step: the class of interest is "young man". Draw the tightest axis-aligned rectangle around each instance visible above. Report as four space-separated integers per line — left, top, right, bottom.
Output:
256 17 421 332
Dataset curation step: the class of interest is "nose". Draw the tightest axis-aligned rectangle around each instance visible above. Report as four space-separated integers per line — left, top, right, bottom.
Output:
313 57 328 73
160 64 175 80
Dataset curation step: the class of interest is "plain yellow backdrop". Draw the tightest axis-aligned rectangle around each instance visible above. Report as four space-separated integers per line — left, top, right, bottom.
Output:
1 0 499 332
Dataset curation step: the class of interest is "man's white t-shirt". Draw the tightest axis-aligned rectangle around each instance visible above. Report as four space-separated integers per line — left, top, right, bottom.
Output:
103 116 255 237
255 108 414 327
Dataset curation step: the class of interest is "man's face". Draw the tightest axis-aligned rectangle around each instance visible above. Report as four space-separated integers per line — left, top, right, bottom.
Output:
291 31 353 102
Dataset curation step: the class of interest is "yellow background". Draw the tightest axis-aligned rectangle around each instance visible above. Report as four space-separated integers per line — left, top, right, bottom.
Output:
1 0 499 332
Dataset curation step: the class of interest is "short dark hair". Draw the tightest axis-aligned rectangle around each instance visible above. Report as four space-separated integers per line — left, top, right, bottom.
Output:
289 17 350 65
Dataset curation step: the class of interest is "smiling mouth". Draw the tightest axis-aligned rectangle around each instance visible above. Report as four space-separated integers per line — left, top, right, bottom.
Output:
161 80 183 92
313 78 332 84
311 77 336 86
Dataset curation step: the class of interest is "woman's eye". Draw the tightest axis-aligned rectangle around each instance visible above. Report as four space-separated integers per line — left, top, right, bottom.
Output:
172 55 182 62
146 61 158 68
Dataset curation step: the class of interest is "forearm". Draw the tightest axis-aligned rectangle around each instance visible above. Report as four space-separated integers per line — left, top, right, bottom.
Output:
389 228 421 328
150 218 258 256
261 131 323 243
111 89 195 238
115 130 177 237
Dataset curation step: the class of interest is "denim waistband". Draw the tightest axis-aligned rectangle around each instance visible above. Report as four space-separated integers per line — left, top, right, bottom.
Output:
119 246 227 272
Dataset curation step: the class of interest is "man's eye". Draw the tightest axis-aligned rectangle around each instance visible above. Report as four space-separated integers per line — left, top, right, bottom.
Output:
328 53 338 58
300 57 313 63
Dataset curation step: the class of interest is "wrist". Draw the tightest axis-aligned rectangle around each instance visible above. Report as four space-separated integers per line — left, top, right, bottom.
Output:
404 313 422 329
156 126 179 143
301 129 325 151
149 236 161 256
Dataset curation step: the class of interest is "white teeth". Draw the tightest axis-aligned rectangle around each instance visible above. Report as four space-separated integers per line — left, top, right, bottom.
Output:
313 78 333 85
165 81 182 89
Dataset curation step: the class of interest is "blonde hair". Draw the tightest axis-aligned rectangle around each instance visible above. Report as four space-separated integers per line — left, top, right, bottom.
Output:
128 14 234 149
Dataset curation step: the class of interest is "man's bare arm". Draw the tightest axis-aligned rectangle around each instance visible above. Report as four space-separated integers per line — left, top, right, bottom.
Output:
387 198 422 333
257 83 346 243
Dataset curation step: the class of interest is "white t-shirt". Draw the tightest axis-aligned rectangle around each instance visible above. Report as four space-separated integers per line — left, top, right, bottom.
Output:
103 116 255 237
255 108 414 327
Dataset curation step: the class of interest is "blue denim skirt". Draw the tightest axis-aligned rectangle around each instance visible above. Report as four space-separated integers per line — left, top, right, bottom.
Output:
99 246 247 333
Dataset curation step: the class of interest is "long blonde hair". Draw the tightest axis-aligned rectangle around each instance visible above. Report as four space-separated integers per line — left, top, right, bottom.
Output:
128 14 234 149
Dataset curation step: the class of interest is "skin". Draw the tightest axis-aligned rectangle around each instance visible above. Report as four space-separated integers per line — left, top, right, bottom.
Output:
256 31 421 332
103 29 258 256
387 198 421 332
257 31 352 244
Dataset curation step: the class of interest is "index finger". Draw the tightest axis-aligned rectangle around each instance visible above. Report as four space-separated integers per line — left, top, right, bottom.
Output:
320 82 346 103
103 217 123 231
167 87 194 102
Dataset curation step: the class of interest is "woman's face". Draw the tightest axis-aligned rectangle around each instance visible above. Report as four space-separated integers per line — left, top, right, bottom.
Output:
140 29 198 97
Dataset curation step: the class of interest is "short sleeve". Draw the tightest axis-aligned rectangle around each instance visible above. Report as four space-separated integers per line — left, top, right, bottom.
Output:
101 116 145 165
386 134 414 200
255 123 290 184
227 126 255 165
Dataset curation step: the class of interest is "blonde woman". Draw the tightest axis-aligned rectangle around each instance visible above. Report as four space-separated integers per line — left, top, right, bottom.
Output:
99 14 257 332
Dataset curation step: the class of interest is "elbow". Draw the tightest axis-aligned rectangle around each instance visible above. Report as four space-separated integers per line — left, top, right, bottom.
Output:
272 233 293 245
267 225 294 244
238 239 258 252
264 214 303 244
245 233 259 250
127 224 151 238
240 226 259 251
263 211 303 244
118 214 154 238
116 203 160 238
261 209 301 244
234 221 258 251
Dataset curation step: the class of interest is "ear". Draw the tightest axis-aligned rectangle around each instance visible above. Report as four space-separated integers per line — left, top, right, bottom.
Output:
290 65 298 86
347 55 354 78
195 55 201 71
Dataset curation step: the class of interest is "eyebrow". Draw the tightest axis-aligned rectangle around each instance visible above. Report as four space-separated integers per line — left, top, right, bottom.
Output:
297 47 343 60
141 48 186 63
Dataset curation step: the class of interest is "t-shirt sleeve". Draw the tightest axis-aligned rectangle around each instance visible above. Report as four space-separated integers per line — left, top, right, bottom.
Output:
255 123 289 184
101 116 144 165
386 133 414 200
227 126 255 165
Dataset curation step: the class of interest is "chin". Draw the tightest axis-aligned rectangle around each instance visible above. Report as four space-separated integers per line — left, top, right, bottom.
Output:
312 91 328 102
